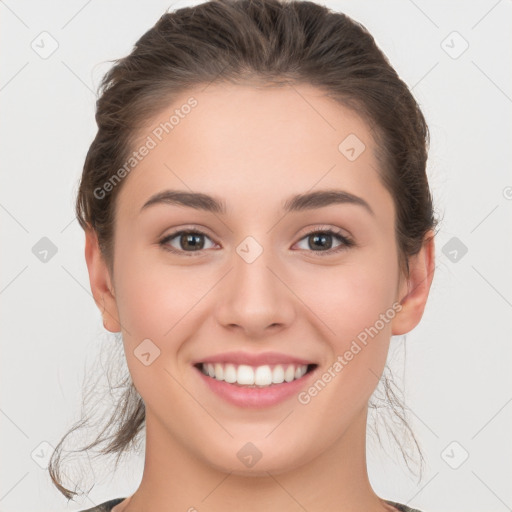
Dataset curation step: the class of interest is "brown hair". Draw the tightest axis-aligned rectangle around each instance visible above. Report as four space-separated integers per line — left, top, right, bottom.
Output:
49 0 438 500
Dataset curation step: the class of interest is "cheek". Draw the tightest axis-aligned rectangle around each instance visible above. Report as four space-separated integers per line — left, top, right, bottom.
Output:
296 255 399 343
292 248 399 403
296 282 396 428
112 250 216 378
112 258 195 406
113 246 194 334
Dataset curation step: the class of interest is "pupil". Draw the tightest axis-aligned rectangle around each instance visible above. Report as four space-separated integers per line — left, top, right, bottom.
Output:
310 233 332 250
182 233 203 250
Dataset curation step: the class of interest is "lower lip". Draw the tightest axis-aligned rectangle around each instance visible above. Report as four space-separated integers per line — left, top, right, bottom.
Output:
194 365 318 408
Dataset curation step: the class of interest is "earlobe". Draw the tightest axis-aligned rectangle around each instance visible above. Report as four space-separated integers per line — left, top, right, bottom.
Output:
84 227 121 333
391 232 436 336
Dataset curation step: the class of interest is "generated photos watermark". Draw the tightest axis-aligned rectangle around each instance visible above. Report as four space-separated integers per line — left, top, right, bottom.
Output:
297 301 403 405
93 96 198 200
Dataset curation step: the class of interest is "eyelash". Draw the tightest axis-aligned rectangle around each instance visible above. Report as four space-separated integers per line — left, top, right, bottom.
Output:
158 226 355 257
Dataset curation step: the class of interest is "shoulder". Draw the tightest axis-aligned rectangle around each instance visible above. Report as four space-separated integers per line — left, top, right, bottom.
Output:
77 498 126 512
385 500 427 512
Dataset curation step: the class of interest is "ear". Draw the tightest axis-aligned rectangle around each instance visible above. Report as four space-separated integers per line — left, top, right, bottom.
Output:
84 227 121 333
391 231 435 335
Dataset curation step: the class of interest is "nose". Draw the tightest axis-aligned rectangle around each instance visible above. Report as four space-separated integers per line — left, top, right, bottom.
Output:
214 242 296 338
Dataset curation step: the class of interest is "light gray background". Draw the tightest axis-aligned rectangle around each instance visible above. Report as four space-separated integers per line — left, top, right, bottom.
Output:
1 1 511 511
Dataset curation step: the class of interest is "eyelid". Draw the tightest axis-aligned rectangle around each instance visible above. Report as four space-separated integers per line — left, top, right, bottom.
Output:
158 226 218 256
158 224 355 256
158 223 216 240
296 224 351 240
292 225 355 256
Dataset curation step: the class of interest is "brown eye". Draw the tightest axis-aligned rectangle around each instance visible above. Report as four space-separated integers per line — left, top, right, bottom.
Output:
294 228 354 256
159 230 216 254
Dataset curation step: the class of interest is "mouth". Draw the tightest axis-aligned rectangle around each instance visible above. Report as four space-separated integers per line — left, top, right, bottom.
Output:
193 362 318 388
191 351 320 408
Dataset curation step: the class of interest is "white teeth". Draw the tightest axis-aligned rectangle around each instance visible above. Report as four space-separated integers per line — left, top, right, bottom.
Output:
272 365 285 384
224 364 237 383
237 365 255 385
214 363 224 381
254 365 272 386
284 365 295 382
200 362 310 386
295 366 307 379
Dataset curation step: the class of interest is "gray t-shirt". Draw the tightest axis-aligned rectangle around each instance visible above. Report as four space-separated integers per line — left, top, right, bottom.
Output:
79 497 426 511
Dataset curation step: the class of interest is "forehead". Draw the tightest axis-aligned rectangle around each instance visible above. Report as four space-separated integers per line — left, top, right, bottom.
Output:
114 82 391 222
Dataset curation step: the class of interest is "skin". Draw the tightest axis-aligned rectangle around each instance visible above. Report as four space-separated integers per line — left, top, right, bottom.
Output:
85 82 435 512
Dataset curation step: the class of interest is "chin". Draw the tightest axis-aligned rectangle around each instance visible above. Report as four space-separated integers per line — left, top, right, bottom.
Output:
196 438 314 477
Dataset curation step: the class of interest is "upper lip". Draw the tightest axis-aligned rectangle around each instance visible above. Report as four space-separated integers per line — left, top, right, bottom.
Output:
192 351 317 367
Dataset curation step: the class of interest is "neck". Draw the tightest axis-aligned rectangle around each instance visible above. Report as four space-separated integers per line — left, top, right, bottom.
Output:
119 407 393 512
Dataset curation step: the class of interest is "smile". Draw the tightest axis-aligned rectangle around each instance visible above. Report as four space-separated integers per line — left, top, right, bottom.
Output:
196 362 317 387
193 360 319 408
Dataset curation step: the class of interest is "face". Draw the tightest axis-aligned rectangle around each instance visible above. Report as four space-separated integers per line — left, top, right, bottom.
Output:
86 82 433 476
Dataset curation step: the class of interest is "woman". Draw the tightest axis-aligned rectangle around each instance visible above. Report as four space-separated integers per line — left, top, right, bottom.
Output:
49 0 438 510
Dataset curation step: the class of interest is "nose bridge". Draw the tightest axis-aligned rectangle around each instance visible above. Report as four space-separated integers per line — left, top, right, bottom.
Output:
232 233 280 301
215 232 295 334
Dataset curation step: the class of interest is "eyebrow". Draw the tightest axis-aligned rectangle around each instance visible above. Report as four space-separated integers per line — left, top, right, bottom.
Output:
140 188 375 216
